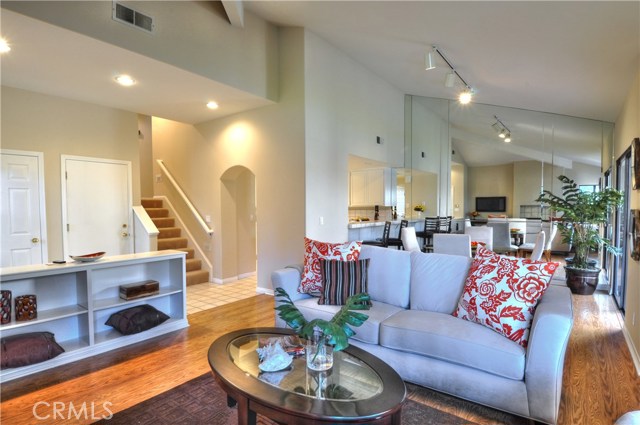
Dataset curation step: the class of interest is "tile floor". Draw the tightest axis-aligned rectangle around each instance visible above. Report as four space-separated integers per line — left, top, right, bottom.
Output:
186 275 258 315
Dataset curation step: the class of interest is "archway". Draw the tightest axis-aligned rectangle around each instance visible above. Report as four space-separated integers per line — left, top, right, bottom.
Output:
220 166 257 282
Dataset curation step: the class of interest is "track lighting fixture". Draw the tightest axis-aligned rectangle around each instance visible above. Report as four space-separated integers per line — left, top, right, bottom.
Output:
493 115 512 142
427 45 475 104
444 71 456 88
459 89 473 105
425 49 436 71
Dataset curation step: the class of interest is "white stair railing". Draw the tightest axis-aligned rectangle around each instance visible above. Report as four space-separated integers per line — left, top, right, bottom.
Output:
156 159 214 235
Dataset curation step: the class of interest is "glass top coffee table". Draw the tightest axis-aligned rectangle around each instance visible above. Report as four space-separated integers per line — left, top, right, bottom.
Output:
208 327 406 425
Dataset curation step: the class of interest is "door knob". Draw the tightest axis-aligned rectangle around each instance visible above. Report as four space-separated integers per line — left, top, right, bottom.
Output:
31 237 40 243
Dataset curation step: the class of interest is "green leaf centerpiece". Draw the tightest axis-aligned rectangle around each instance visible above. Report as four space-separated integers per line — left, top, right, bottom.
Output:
274 287 371 351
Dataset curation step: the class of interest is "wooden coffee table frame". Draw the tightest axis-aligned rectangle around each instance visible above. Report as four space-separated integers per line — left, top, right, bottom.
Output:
208 327 406 425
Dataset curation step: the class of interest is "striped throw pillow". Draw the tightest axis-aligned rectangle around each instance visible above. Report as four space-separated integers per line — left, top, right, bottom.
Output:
318 259 370 305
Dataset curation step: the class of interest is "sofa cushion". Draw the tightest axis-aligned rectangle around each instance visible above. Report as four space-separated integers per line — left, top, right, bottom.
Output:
379 310 526 380
299 238 362 295
295 297 403 345
318 259 369 305
410 252 472 314
453 246 559 347
359 245 411 308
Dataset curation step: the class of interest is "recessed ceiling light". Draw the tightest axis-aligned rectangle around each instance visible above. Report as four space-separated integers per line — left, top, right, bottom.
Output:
114 75 136 87
206 101 219 110
0 38 11 54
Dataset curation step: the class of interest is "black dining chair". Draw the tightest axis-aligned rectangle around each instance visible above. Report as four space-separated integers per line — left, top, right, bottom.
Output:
438 216 453 234
387 220 408 249
415 217 439 252
362 221 391 247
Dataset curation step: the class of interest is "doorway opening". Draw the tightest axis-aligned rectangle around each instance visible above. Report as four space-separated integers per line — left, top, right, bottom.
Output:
220 166 257 283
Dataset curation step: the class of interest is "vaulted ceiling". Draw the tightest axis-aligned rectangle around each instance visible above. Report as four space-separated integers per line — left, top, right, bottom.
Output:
2 1 638 167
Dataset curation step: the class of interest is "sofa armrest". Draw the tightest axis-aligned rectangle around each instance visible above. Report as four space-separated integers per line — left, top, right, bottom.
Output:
524 285 573 424
271 266 312 327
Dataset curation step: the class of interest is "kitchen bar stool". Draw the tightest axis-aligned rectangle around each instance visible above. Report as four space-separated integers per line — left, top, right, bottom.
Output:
387 220 408 249
362 221 391 247
416 216 439 252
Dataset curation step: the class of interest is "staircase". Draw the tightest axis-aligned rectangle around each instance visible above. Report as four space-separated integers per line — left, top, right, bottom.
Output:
141 198 210 286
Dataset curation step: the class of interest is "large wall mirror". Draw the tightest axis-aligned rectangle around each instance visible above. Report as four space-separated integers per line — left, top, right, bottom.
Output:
403 95 614 222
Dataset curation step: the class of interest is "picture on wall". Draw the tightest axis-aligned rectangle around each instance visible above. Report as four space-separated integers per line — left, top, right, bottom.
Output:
633 138 640 190
630 209 640 262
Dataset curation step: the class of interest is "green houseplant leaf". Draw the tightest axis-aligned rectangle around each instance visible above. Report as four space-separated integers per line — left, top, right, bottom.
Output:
274 287 370 351
536 175 623 270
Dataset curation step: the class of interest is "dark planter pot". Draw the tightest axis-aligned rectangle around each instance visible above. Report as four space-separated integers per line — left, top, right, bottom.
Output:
565 257 598 267
565 266 600 295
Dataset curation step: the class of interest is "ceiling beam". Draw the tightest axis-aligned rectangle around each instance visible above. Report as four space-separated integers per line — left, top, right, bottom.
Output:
221 0 245 28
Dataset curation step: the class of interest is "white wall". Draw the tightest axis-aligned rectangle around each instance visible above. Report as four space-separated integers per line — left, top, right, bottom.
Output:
304 31 405 242
614 68 640 370
3 1 278 100
407 96 451 216
1 86 140 261
152 28 306 290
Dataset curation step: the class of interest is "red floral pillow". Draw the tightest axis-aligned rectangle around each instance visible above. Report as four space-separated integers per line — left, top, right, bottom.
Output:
299 238 362 295
453 245 559 347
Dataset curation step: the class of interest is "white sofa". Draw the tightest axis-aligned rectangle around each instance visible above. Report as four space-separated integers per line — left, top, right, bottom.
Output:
271 244 573 425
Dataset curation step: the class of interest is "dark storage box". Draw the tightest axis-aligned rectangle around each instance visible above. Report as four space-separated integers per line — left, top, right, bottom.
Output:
119 280 159 300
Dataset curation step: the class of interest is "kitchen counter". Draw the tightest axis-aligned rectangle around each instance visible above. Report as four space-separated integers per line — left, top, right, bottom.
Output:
347 219 420 229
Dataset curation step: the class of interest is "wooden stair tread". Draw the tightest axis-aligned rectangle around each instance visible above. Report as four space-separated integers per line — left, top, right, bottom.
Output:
142 200 207 284
186 258 201 272
151 217 175 228
141 198 163 208
145 208 169 218
158 237 188 249
186 270 209 286
158 227 182 238
176 248 195 259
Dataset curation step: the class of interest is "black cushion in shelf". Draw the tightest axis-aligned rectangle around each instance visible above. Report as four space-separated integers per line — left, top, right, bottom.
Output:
1 332 65 369
105 304 170 335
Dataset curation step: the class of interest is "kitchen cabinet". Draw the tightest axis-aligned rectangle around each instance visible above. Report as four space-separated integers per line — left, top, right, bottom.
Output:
0 250 188 382
349 168 397 207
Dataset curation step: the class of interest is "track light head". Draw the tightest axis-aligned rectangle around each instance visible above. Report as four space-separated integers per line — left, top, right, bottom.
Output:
425 50 436 71
444 71 456 88
493 115 512 142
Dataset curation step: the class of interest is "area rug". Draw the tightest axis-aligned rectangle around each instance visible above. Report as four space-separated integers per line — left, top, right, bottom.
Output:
97 373 527 425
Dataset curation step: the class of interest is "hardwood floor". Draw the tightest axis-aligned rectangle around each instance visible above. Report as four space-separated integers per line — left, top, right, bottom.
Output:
1 291 639 425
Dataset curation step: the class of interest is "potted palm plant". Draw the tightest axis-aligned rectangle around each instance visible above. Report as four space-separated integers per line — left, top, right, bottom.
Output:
536 175 623 295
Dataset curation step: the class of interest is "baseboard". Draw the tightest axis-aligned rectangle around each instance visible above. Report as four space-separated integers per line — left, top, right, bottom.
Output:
621 321 640 376
614 302 640 376
256 287 273 296
211 272 256 285
211 277 237 284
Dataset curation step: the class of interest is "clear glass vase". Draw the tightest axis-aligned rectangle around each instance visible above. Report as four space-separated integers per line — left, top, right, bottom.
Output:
306 334 333 371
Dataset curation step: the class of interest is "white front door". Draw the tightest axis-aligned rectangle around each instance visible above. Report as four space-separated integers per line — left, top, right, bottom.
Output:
1 150 47 267
62 156 132 258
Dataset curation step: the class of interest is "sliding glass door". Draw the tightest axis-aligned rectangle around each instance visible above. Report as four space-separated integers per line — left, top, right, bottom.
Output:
603 169 612 278
613 149 631 312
